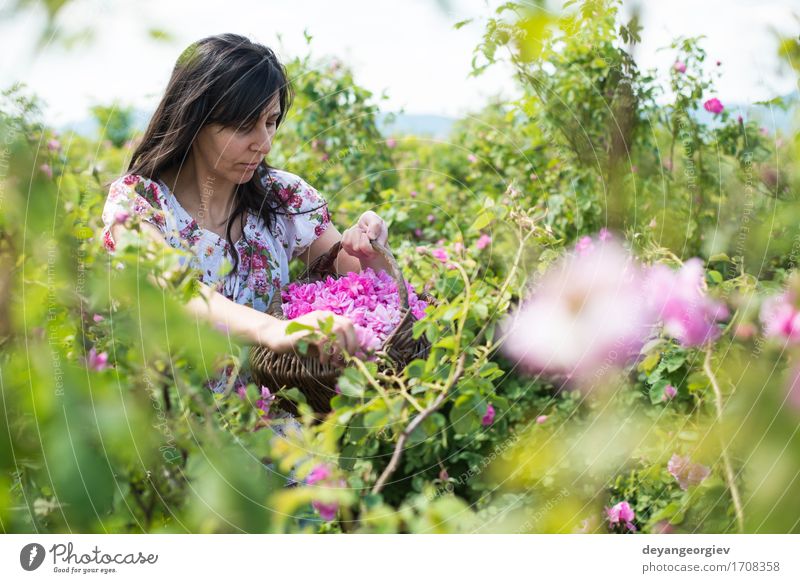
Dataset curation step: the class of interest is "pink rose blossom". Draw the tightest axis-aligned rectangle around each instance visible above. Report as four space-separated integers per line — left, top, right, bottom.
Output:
312 501 339 521
255 385 275 417
305 464 344 521
499 236 654 381
667 454 710 490
703 98 724 115
575 236 594 255
281 268 427 359
431 248 449 263
673 60 687 73
759 290 800 342
85 347 108 372
644 259 729 347
662 384 678 401
606 501 636 531
475 234 492 250
481 403 495 426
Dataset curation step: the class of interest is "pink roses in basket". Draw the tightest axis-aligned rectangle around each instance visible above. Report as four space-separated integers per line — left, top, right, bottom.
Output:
281 268 428 357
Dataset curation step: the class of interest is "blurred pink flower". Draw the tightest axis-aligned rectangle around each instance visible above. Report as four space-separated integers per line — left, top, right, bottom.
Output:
255 385 275 417
306 464 343 522
92 313 104 323
673 60 687 73
47 138 61 151
475 234 492 250
39 163 52 179
667 454 710 490
410 190 418 198
431 248 449 263
499 236 654 381
662 384 677 401
312 501 338 521
386 138 397 148
426 182 435 191
644 259 729 347
575 236 594 256
414 228 423 238
606 501 636 531
536 415 548 424
467 154 478 163
427 214 435 223
759 290 800 342
703 98 724 114
86 347 108 371
306 464 331 485
481 403 495 426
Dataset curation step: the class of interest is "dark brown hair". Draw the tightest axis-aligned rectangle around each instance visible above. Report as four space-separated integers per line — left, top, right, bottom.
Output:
126 33 312 275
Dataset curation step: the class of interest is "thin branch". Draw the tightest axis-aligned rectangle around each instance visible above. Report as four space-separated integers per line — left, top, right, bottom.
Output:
703 346 745 533
371 353 467 495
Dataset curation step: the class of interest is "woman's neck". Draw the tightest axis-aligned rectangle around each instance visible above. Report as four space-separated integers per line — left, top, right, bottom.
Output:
159 154 237 229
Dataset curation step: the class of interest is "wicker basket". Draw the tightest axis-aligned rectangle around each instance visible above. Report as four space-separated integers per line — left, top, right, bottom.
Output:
249 239 434 415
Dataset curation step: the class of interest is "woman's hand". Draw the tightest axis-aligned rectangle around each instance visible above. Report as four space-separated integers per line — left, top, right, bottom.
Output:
257 310 360 367
341 210 388 261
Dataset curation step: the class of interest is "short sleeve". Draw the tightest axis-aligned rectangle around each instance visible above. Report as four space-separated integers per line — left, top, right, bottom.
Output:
100 174 171 252
265 169 332 260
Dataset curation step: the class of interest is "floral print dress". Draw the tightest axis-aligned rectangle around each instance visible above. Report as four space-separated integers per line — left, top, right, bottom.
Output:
100 167 332 434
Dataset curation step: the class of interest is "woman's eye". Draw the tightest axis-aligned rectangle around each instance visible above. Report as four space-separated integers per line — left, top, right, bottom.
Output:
266 119 277 127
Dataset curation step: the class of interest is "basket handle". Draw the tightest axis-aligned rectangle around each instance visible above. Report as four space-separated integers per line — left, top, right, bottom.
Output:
302 238 410 312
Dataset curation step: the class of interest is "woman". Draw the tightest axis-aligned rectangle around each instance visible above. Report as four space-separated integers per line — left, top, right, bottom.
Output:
100 33 392 400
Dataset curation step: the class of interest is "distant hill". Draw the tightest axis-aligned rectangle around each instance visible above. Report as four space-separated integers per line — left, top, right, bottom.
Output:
376 112 455 138
59 109 457 140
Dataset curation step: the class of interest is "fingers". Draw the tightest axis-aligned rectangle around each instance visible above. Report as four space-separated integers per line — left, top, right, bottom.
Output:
307 312 358 368
342 227 375 258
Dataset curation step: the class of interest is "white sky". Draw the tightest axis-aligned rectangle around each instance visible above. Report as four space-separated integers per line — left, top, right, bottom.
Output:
1 0 797 127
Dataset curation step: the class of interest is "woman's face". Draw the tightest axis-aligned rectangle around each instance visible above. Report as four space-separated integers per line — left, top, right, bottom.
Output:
194 93 282 184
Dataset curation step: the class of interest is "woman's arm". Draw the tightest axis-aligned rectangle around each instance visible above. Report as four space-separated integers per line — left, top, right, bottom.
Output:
110 222 280 345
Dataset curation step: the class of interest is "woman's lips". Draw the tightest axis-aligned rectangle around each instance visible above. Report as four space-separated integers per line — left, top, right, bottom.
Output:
241 162 259 170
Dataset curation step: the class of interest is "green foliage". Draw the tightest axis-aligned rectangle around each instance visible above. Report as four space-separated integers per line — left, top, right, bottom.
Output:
2 0 799 534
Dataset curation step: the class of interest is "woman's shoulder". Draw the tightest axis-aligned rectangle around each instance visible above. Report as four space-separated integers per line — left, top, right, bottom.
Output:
108 173 166 209
261 166 327 210
261 166 306 187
